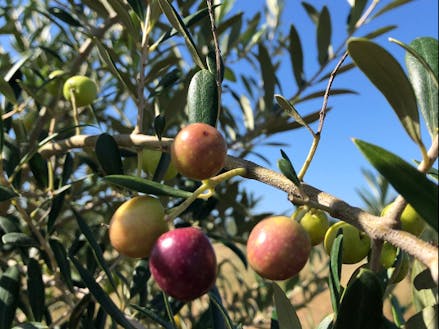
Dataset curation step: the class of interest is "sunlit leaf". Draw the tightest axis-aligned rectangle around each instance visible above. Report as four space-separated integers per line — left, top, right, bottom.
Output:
328 232 343 313
354 139 438 231
348 38 422 145
157 0 205 69
405 304 438 329
2 232 39 247
275 95 308 128
272 282 302 329
405 37 438 139
277 150 301 187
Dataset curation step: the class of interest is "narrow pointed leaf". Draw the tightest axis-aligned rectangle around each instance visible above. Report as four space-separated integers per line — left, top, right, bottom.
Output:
208 288 234 329
29 152 48 189
317 6 331 65
48 7 81 26
328 232 343 313
157 0 205 69
27 258 45 322
301 2 319 25
71 208 118 293
70 257 137 329
107 0 139 41
354 139 438 231
372 0 414 20
295 89 358 104
362 25 397 40
0 265 20 328
348 38 421 145
272 282 302 329
93 38 137 99
49 239 74 292
127 0 146 21
405 37 438 138
257 43 276 111
0 77 17 104
275 94 308 128
95 133 124 175
278 150 301 187
334 268 384 329
0 185 17 202
288 24 305 88
104 175 192 198
2 232 39 247
347 0 367 33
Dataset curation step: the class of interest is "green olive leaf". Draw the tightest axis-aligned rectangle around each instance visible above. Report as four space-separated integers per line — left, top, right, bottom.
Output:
404 37 438 139
0 266 20 329
27 258 45 322
288 24 305 88
334 268 384 329
272 282 302 329
0 185 17 202
95 133 124 175
277 150 301 187
354 139 438 232
104 175 192 198
317 6 332 65
157 0 205 69
348 38 422 146
70 257 138 329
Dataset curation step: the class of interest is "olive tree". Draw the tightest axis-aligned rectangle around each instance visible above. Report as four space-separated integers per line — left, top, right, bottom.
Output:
0 0 437 328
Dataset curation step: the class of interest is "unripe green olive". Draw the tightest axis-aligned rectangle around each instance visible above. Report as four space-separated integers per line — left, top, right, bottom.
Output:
298 208 329 246
381 202 426 237
324 221 370 264
63 75 98 107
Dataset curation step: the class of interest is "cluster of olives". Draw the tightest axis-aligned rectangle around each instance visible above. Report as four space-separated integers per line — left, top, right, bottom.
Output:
109 123 228 301
245 202 425 283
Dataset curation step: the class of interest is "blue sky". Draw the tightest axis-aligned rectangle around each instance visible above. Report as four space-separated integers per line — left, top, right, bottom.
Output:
229 1 438 215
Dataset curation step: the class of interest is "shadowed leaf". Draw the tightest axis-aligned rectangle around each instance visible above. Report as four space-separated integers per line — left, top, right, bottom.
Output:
317 6 332 65
272 282 302 329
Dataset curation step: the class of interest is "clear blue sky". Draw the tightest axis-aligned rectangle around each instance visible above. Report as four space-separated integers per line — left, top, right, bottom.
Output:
229 0 438 215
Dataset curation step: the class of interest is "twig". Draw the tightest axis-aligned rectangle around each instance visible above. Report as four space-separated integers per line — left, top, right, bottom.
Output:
206 0 223 124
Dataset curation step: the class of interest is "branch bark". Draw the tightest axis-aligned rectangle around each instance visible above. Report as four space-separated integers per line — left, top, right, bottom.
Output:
38 133 439 283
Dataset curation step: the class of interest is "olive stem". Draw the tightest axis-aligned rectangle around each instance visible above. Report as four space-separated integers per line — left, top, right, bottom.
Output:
165 168 246 222
69 88 81 135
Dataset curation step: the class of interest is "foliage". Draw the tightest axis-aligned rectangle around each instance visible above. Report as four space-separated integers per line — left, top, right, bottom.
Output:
0 0 437 328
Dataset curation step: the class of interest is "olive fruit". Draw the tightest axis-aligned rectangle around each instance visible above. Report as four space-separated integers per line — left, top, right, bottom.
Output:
324 221 370 264
171 123 227 180
63 75 98 107
246 216 311 281
109 196 168 258
381 202 426 237
149 227 217 301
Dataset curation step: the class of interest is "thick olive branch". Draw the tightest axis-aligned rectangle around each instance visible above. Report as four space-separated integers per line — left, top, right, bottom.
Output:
37 132 439 283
